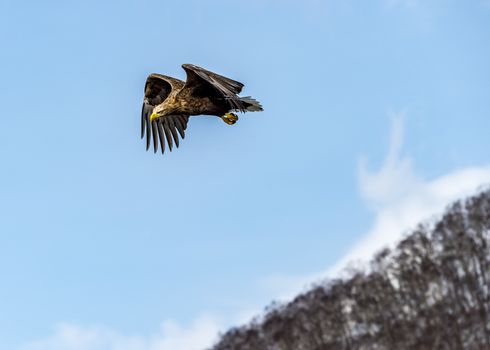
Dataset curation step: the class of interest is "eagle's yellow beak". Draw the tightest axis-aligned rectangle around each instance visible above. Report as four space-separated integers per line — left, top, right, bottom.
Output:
150 112 159 122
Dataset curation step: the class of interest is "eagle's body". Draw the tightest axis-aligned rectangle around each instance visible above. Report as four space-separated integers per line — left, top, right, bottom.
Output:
141 64 263 154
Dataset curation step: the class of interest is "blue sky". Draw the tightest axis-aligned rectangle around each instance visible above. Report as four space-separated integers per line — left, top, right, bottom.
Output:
1 1 490 349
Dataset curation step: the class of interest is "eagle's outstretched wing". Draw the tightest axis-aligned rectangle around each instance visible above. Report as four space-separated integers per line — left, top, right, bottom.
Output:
141 74 188 153
151 115 189 154
182 64 246 112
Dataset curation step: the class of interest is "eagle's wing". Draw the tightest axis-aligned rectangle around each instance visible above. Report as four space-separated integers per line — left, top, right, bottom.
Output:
141 74 188 153
181 64 246 112
151 115 190 154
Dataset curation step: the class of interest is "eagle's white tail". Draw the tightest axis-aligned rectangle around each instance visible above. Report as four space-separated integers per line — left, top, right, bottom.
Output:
240 96 263 112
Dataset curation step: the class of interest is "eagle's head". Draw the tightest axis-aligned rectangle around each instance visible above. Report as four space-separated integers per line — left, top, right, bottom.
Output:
150 103 178 122
150 105 166 122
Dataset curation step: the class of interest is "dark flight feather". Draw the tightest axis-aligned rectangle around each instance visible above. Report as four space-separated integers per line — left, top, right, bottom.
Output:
166 117 180 148
162 122 173 151
151 121 159 153
157 120 166 154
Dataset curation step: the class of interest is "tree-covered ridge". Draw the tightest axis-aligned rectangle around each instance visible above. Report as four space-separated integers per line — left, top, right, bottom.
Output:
211 189 490 350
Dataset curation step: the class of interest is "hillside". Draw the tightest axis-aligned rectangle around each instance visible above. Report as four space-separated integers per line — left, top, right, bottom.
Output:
209 189 490 350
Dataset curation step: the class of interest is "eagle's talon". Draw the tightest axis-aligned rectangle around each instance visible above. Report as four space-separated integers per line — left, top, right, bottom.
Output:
222 113 238 125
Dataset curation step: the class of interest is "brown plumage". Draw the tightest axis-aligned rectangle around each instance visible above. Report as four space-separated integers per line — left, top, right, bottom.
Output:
141 64 263 154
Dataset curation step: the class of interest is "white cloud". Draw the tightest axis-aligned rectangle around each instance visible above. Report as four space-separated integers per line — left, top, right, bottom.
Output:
19 114 490 350
260 113 490 299
358 114 420 209
330 114 490 275
19 316 222 350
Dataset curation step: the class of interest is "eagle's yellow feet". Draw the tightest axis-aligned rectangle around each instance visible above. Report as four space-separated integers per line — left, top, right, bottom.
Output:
221 113 238 125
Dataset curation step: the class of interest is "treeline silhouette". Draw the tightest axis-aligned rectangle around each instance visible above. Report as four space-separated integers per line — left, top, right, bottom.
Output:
210 189 490 350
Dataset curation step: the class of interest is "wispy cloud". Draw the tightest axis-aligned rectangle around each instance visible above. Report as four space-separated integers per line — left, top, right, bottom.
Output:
19 316 222 350
358 114 420 209
331 114 490 274
261 113 490 299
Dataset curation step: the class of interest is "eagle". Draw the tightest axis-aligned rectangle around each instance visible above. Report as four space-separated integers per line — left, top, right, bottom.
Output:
141 64 263 154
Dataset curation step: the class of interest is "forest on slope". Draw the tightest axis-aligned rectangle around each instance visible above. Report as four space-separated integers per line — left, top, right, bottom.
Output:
209 188 490 350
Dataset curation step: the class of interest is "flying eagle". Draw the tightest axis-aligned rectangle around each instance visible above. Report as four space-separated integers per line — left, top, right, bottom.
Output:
141 64 263 154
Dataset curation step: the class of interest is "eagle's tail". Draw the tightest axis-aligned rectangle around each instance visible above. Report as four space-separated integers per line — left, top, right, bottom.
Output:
239 96 263 112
